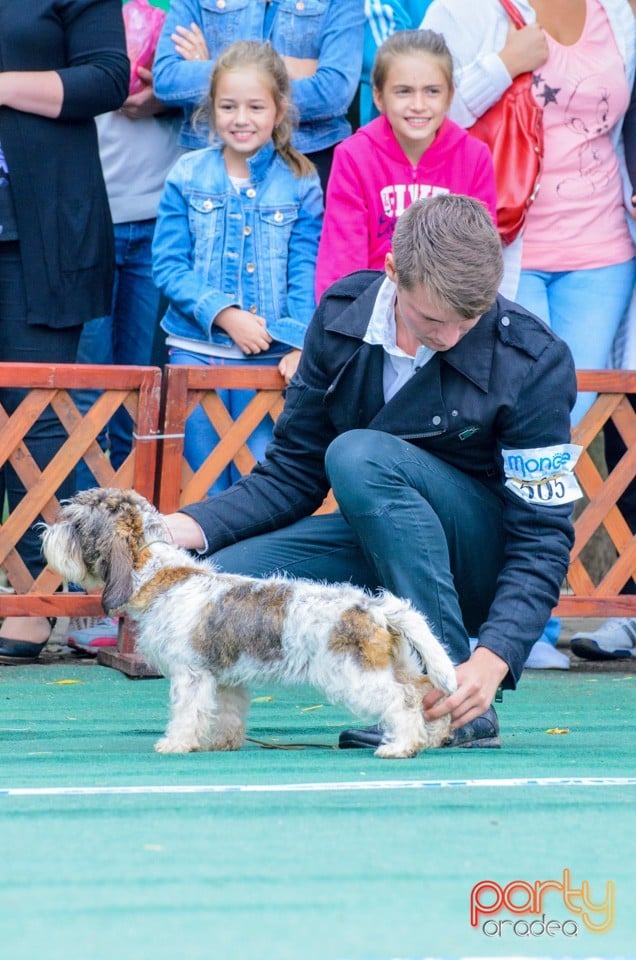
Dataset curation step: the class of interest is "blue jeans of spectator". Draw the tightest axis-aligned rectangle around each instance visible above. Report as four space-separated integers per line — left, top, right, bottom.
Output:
75 219 160 489
0 241 82 576
211 430 506 666
516 259 636 425
169 347 283 495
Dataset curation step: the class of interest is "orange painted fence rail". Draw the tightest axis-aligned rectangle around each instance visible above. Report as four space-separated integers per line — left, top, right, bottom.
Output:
555 370 636 616
0 363 635 661
155 364 287 514
0 363 161 622
155 364 337 516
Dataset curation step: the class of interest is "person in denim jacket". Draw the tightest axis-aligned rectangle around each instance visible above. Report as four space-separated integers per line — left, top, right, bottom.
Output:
152 0 364 189
153 40 323 493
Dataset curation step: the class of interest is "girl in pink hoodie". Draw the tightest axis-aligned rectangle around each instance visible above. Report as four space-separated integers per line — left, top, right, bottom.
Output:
315 30 497 298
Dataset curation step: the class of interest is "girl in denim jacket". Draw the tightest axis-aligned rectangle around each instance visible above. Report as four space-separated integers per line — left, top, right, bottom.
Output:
153 40 323 493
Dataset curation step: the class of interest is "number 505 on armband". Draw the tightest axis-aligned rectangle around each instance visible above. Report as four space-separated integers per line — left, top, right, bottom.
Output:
502 444 583 507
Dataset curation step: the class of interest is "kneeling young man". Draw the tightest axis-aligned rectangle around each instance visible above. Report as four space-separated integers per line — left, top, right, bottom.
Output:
165 195 578 748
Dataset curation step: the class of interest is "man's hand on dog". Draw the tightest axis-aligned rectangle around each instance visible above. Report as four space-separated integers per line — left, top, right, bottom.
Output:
165 512 206 551
424 646 508 729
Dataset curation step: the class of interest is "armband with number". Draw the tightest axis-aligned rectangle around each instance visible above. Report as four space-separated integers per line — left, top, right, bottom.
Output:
501 443 583 507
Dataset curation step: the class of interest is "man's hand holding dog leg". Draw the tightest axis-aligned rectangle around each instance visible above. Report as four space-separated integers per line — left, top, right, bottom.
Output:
424 647 508 729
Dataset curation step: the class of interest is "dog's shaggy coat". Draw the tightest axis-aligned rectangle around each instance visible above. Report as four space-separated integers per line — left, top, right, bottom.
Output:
42 489 458 758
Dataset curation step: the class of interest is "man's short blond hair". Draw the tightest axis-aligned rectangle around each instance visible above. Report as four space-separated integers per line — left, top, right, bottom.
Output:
391 196 504 319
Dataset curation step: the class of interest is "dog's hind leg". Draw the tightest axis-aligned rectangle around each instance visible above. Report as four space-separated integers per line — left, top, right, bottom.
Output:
373 674 451 759
155 668 218 754
207 685 249 751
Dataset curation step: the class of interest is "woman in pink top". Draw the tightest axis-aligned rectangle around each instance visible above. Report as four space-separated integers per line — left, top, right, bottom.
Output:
315 29 497 298
423 0 635 425
513 0 635 424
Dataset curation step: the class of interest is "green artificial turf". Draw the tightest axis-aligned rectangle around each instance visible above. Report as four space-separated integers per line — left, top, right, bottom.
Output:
0 665 634 960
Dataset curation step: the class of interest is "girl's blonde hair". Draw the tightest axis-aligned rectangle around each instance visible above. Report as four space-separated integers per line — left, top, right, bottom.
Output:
201 40 315 178
372 29 454 94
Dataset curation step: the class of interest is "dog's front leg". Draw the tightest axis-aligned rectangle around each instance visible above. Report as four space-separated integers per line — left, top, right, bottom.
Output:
155 668 218 754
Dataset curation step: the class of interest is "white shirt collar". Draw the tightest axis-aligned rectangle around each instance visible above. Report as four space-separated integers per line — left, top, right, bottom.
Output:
364 277 436 401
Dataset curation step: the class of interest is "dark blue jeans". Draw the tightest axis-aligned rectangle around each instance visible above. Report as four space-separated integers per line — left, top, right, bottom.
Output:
212 429 506 665
0 241 82 576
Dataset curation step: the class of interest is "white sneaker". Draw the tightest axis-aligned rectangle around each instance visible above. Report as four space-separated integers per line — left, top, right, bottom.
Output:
571 618 636 661
524 639 570 670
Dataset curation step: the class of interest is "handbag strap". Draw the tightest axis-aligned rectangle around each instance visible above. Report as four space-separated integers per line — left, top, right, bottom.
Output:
498 0 527 30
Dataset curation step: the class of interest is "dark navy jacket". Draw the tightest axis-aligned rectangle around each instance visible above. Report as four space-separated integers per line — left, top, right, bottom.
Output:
183 271 577 684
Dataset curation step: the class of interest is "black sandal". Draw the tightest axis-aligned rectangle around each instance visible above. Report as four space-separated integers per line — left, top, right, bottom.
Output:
0 618 57 665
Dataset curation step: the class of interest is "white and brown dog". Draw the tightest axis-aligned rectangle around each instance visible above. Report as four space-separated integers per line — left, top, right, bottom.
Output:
42 488 457 758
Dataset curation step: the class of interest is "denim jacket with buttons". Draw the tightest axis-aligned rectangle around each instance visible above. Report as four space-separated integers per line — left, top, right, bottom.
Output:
153 140 323 352
153 0 365 153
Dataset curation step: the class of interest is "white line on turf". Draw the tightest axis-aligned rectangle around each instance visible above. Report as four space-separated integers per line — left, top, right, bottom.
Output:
1 776 635 797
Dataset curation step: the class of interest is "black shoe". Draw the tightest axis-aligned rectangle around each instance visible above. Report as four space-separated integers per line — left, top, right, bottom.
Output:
0 618 56 665
338 706 501 750
444 706 501 748
338 724 385 749
0 638 48 665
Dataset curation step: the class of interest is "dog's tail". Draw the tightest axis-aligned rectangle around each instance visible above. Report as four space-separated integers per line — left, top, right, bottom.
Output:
377 593 458 696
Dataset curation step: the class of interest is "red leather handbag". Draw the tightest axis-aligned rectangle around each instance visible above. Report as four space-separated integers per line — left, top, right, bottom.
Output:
467 0 544 245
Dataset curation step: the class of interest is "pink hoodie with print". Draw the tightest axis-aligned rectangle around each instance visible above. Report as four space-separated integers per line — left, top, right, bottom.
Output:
315 114 498 298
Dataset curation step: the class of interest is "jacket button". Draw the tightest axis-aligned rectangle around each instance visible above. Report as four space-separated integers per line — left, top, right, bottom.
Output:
216 0 226 8
244 226 252 236
246 263 255 273
246 188 256 198
432 415 442 426
274 211 284 222
501 315 510 327
249 305 258 313
296 1 305 8
203 199 213 211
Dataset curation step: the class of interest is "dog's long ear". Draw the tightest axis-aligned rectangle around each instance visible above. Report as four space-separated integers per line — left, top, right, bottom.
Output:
101 533 135 615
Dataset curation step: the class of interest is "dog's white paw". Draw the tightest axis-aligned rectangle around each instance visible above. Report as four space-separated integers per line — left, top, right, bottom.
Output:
154 736 199 754
374 741 418 759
